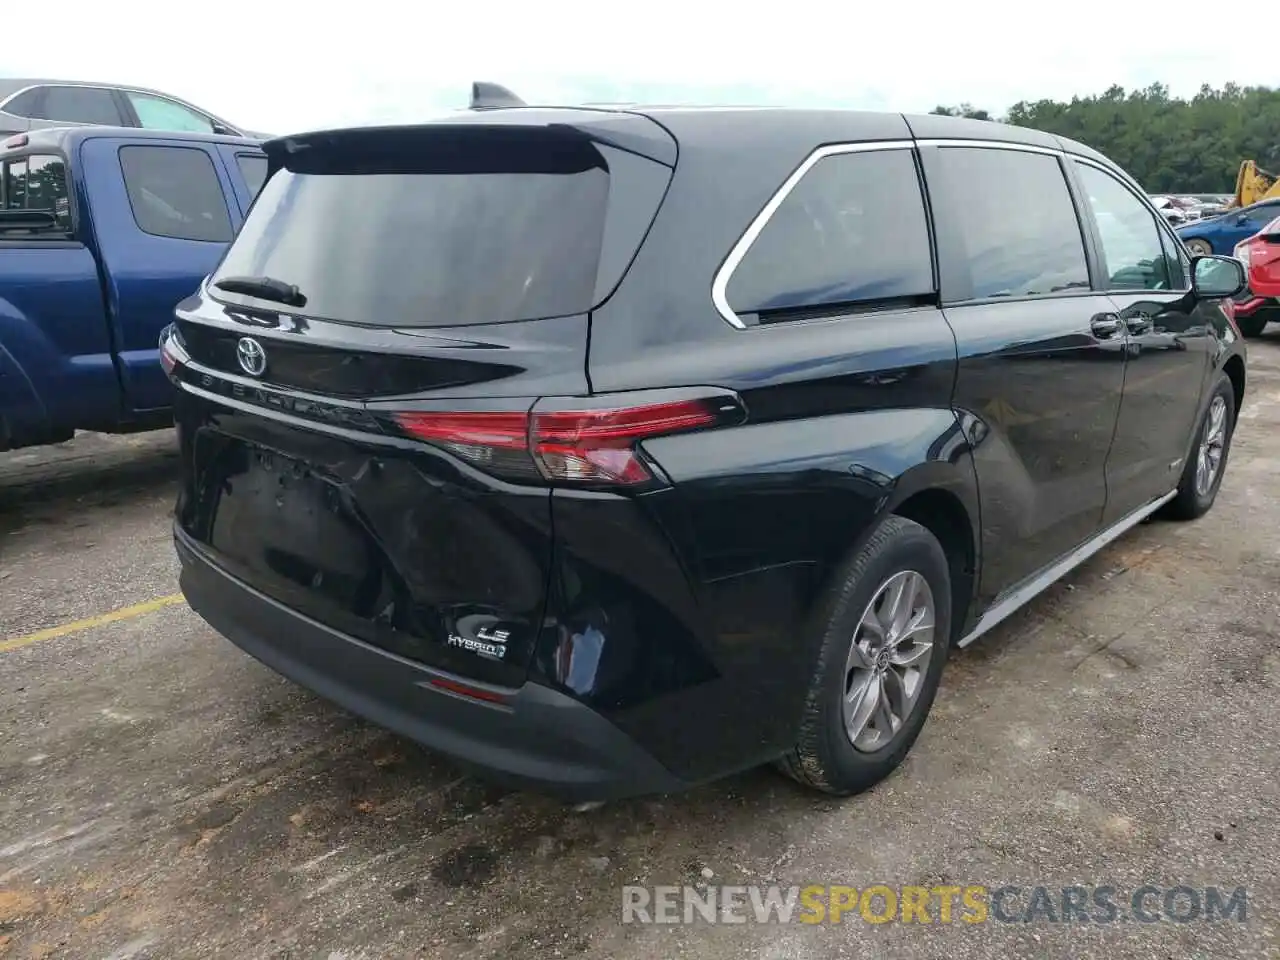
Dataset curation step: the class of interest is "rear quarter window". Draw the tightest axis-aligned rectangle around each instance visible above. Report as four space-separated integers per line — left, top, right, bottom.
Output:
119 145 233 242
3 88 43 119
724 148 935 324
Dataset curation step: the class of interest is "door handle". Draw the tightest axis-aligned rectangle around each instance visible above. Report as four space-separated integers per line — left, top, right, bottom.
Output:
1125 313 1154 335
1090 314 1123 339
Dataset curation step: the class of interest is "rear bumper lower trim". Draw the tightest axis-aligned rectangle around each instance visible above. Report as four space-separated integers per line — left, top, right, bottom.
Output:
175 526 685 801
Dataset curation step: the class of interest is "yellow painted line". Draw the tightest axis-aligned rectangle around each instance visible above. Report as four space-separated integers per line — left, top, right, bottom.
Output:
0 593 186 653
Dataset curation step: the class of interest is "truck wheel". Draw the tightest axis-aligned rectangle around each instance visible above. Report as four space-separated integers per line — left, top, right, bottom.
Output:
1185 238 1213 257
779 515 951 796
1164 373 1236 521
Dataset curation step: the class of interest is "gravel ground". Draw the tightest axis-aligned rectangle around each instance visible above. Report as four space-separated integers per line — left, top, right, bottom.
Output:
1 342 1278 960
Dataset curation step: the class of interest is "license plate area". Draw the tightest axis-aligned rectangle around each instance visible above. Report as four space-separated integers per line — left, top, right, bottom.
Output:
207 442 373 609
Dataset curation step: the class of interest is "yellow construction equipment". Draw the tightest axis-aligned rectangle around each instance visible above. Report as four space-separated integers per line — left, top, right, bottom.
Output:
1232 160 1280 208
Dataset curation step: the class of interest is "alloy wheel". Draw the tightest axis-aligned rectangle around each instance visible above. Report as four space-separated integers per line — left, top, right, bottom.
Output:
842 570 937 753
1195 395 1228 497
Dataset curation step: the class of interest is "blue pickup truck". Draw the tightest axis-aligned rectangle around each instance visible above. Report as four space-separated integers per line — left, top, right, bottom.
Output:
0 126 264 450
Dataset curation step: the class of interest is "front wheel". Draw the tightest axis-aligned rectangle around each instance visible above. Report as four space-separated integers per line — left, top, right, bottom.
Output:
1164 373 1236 521
1184 238 1213 257
779 516 951 796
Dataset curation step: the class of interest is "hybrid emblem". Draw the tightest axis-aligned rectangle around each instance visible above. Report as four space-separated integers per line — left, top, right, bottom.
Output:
446 624 512 660
236 337 267 377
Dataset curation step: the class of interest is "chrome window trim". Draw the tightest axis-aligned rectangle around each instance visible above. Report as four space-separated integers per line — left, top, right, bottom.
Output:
710 139 916 330
915 137 1065 158
0 83 42 111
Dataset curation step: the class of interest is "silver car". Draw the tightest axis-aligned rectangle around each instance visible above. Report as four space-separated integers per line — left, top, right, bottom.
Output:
0 78 266 139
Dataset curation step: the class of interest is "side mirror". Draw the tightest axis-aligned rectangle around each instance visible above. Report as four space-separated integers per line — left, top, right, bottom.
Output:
1191 254 1246 299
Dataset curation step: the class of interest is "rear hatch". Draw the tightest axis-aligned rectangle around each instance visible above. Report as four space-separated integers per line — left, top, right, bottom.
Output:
169 114 676 688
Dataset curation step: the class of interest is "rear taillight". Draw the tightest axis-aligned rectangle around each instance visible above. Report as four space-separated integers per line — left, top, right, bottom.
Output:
391 410 541 480
533 401 720 484
392 393 742 487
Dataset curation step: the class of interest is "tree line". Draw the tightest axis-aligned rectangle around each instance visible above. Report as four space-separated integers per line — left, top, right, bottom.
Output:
931 84 1280 193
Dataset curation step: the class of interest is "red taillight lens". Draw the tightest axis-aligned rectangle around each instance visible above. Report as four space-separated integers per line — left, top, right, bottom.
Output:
533 400 718 485
391 395 737 487
393 410 540 480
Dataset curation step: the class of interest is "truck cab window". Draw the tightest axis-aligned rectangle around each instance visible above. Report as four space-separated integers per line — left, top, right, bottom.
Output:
119 145 233 242
2 155 72 231
235 154 268 197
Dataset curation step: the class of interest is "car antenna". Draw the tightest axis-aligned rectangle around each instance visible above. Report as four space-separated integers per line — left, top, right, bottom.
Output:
470 81 526 111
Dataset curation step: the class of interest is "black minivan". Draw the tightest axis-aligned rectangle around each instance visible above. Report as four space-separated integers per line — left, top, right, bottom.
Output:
161 104 1247 801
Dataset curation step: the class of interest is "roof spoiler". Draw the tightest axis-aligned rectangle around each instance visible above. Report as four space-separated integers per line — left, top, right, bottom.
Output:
470 82 525 111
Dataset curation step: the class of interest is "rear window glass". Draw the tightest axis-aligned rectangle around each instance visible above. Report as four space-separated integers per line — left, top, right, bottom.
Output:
1 154 72 233
211 130 667 328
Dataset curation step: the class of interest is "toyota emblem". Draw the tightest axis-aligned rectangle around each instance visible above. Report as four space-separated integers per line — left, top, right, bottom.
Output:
236 337 267 377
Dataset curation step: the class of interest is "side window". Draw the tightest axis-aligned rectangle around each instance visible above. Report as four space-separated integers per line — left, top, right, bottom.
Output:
938 147 1090 299
2 159 26 209
235 154 268 197
3 88 43 119
35 86 123 126
126 93 216 134
1160 227 1190 289
1074 163 1176 291
1244 202 1280 225
725 149 934 322
1 154 72 232
119 146 232 242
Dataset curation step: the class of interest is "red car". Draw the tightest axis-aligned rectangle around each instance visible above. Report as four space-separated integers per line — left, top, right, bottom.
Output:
1231 214 1280 336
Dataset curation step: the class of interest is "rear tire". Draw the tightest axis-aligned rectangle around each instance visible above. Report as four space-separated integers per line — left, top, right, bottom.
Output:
779 515 951 796
1236 314 1268 338
1164 372 1236 521
1185 238 1213 257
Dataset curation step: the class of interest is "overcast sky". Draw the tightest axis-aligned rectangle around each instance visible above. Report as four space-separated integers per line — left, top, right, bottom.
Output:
7 1 1269 135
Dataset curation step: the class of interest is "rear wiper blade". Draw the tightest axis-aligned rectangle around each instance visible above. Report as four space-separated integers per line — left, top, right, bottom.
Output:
212 275 307 307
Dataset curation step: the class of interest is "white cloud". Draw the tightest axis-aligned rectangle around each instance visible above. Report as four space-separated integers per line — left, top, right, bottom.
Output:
5 0 1269 135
